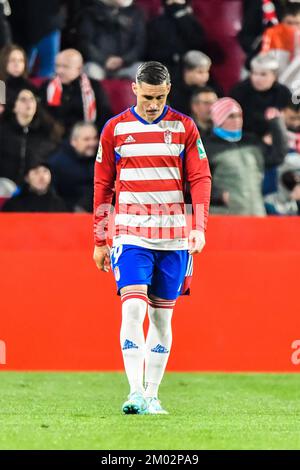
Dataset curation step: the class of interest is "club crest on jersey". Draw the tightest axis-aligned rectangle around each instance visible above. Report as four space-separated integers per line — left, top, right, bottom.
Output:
114 266 120 281
96 143 102 163
164 129 172 144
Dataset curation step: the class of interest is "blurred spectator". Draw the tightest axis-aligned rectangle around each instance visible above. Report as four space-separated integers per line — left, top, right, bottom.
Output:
261 107 289 194
40 49 112 135
77 0 146 80
0 89 61 185
238 0 284 69
0 176 16 209
189 86 218 136
49 122 98 212
283 101 300 152
146 0 206 79
2 160 67 212
135 0 161 21
264 153 300 214
0 0 12 49
203 97 287 215
0 44 38 108
8 0 64 78
169 50 222 115
261 2 300 87
230 52 291 137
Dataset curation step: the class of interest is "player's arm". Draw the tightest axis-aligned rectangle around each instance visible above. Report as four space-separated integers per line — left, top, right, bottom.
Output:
93 123 116 271
184 119 212 254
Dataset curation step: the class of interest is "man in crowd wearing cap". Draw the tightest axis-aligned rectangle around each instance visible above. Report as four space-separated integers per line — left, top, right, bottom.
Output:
169 50 222 115
203 97 287 215
2 160 67 212
230 52 291 138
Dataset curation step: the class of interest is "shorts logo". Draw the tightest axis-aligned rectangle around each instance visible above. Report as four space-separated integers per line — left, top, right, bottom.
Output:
164 130 172 144
196 138 207 159
96 143 102 163
114 266 120 281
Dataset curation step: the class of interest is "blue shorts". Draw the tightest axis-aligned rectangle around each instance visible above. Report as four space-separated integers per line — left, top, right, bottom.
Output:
110 244 192 300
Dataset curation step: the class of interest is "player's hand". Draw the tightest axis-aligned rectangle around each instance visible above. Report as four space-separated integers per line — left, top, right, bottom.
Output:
188 230 205 255
93 245 111 272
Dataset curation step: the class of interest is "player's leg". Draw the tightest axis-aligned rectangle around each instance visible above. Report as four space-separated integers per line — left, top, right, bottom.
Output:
110 245 154 414
120 284 148 396
144 293 175 414
144 250 189 414
120 284 148 414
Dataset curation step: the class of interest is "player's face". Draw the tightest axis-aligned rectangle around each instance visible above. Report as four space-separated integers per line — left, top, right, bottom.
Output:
132 81 171 123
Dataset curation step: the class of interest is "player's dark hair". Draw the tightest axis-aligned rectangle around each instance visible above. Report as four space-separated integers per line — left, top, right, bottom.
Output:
283 2 300 17
136 61 171 85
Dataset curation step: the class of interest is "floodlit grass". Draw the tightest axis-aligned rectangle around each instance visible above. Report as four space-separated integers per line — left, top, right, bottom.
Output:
0 372 299 450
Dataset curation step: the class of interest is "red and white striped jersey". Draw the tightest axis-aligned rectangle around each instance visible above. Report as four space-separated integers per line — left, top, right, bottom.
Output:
94 105 211 250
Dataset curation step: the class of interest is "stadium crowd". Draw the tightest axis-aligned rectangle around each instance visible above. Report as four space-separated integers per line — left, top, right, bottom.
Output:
1 0 300 216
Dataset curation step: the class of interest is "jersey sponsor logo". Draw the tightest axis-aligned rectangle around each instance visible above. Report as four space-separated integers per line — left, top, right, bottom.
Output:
196 138 207 159
124 135 136 144
164 129 172 144
96 143 102 163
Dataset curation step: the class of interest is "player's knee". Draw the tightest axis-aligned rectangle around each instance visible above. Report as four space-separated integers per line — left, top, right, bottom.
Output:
122 300 146 325
149 310 172 334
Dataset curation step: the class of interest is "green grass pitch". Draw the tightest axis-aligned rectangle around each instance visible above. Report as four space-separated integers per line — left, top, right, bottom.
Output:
0 372 299 450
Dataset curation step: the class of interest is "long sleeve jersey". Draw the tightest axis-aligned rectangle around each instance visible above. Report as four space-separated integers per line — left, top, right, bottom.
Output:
94 105 211 250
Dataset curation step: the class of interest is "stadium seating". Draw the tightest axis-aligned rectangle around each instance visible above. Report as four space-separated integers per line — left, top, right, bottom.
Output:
101 79 134 115
192 0 245 93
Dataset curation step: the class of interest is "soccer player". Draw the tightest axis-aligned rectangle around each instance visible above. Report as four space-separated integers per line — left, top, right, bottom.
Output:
93 61 211 415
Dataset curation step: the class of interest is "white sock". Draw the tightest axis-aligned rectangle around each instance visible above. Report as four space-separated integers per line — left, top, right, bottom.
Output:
120 291 148 395
145 298 175 398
